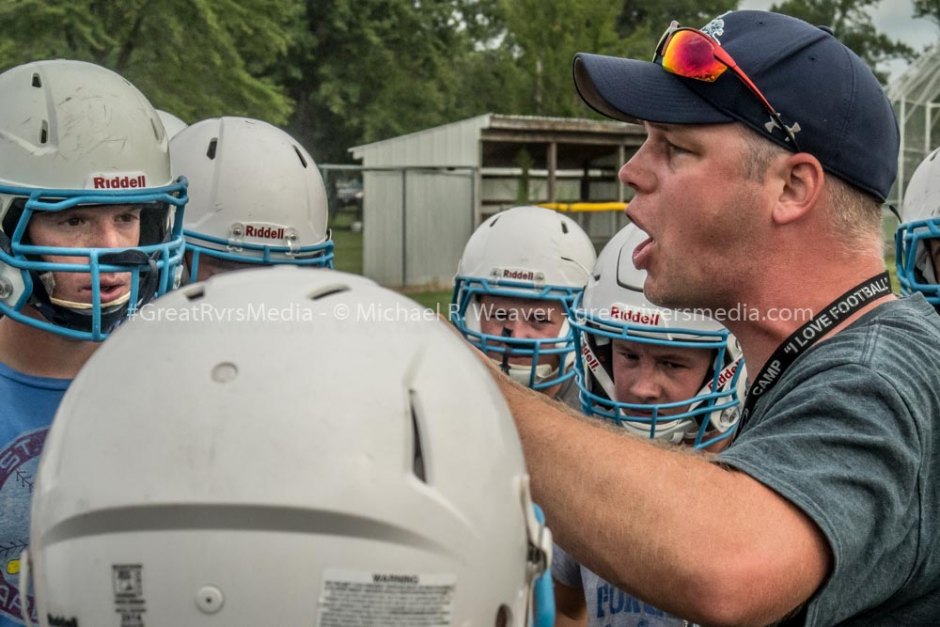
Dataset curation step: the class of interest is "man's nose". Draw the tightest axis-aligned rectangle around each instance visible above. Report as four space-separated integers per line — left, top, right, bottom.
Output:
625 367 662 403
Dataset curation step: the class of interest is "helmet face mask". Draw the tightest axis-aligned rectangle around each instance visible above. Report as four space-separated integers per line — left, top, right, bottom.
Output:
897 148 940 307
451 206 597 393
171 117 334 281
27 267 555 627
0 60 187 341
575 316 743 449
572 224 746 449
454 283 581 390
2 196 185 340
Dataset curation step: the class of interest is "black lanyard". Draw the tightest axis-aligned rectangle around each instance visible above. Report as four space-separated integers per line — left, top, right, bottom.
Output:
733 272 892 439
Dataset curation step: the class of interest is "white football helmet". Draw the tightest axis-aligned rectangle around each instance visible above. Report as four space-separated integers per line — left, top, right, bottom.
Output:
171 117 333 279
897 147 940 306
25 267 553 627
572 224 746 448
451 206 596 391
156 109 188 139
0 60 187 341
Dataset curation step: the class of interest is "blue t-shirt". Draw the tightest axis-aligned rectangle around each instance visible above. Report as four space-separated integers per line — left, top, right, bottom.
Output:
0 361 69 626
553 543 692 627
720 295 940 624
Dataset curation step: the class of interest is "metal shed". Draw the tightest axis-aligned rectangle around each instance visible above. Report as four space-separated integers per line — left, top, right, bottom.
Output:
349 113 645 288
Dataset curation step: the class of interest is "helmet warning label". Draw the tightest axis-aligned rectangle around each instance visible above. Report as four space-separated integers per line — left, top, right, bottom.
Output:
317 570 456 626
112 564 146 627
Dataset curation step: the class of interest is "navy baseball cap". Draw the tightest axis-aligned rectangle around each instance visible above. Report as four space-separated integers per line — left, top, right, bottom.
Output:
573 10 899 201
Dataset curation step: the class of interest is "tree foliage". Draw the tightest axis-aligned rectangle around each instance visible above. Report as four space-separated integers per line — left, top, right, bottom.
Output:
913 0 940 28
497 0 623 117
770 0 916 82
0 0 923 163
617 0 738 59
0 0 302 124
286 0 492 163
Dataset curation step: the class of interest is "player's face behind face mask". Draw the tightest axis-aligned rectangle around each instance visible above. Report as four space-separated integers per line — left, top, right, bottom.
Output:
477 294 571 393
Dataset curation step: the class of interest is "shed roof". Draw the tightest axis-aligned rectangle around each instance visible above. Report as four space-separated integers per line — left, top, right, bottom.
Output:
350 113 645 169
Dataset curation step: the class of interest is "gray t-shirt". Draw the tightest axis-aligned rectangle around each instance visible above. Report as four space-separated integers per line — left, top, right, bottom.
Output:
553 543 692 627
719 295 940 625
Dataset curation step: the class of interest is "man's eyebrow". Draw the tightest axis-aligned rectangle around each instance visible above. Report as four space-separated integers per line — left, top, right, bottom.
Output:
644 122 685 133
653 352 699 363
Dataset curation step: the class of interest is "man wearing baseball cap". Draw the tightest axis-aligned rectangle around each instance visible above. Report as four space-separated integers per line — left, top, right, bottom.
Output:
487 10 940 625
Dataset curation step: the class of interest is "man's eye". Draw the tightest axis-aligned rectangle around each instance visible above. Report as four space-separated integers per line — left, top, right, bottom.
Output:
665 141 687 157
64 217 85 227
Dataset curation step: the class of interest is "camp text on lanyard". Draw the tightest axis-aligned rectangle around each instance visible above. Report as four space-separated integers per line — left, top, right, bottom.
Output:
734 272 892 439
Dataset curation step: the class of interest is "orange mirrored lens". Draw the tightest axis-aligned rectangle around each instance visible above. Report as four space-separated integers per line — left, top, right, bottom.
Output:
660 30 727 82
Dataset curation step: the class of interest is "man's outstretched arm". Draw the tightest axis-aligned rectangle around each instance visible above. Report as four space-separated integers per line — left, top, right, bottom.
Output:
496 374 830 626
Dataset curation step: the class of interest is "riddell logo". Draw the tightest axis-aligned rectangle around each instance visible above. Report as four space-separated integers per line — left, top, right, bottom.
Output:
715 361 739 389
46 615 78 627
493 267 539 282
609 305 661 326
581 344 601 370
90 174 146 189
244 224 287 240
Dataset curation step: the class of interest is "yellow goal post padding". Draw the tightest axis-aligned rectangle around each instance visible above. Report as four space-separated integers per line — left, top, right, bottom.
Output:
538 201 628 213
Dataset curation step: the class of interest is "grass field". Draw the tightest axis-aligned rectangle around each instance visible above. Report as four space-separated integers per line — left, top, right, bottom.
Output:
330 207 455 312
329 208 363 275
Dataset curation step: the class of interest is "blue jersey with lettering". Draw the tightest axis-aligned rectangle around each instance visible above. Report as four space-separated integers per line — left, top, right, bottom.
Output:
0 361 69 626
552 543 692 627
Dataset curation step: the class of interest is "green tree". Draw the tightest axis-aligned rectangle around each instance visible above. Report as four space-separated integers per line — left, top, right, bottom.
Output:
287 0 495 163
913 0 940 27
0 0 303 124
497 0 623 117
616 0 737 59
770 0 916 83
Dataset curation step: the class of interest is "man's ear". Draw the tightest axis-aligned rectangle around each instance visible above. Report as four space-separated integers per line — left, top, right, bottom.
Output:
770 153 824 226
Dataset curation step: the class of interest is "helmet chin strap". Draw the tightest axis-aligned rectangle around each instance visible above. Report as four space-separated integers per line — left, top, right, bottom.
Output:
31 250 159 337
50 291 131 310
694 358 743 434
40 271 133 311
582 339 617 398
497 327 559 387
501 361 555 386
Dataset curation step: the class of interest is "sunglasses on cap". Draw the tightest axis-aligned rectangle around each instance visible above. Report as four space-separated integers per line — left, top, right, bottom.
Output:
654 20 801 151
